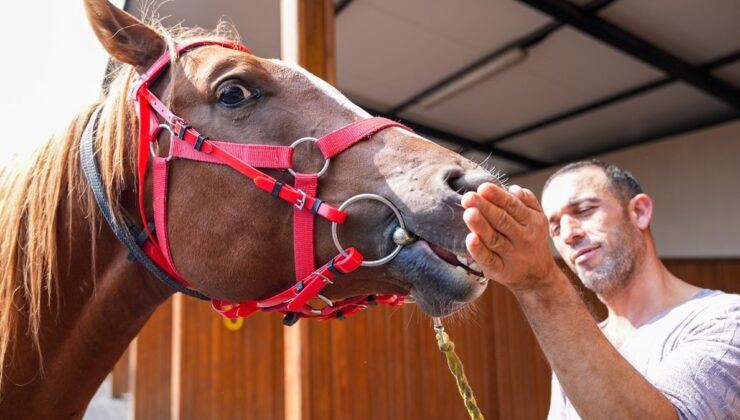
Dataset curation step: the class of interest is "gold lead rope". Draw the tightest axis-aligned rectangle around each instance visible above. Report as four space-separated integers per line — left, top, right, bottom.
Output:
433 317 485 420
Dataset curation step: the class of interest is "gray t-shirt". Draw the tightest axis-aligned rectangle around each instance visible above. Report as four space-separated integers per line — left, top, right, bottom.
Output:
548 289 740 420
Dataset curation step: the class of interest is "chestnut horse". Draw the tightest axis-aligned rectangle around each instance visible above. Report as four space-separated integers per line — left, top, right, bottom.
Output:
0 0 496 417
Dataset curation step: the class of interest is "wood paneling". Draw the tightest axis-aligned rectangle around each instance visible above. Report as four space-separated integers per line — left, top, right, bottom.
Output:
128 259 738 419
664 259 740 294
110 347 130 398
296 296 499 420
132 298 173 420
170 294 285 420
280 2 336 419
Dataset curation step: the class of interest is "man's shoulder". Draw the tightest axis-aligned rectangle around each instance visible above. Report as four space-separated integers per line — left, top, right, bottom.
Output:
667 289 740 341
687 289 740 316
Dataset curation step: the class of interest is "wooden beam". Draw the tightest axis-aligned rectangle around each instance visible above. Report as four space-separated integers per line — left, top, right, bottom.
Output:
131 298 173 419
281 0 336 83
280 2 336 419
169 295 286 419
517 0 740 110
110 347 130 398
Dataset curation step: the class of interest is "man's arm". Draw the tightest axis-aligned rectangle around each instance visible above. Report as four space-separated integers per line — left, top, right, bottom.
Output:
461 183 677 419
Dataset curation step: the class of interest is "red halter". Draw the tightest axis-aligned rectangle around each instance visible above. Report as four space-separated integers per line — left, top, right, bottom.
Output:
129 40 409 324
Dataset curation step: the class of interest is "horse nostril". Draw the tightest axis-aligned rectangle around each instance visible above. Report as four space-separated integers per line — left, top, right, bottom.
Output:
444 169 498 196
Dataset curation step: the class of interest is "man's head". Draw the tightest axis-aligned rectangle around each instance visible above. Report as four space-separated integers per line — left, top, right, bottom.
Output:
541 160 653 299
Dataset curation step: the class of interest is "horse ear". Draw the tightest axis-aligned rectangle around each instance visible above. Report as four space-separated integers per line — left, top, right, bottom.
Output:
84 0 166 73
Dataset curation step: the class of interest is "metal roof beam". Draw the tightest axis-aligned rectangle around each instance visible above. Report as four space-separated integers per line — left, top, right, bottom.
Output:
388 22 562 115
517 0 740 110
484 47 740 145
519 114 740 178
361 106 547 169
386 0 615 115
335 0 355 15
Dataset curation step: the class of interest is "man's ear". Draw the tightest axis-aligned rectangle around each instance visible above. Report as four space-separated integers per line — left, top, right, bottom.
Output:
84 0 166 73
628 193 653 230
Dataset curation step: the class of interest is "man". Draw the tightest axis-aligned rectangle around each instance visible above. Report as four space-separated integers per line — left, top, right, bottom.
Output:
461 159 739 419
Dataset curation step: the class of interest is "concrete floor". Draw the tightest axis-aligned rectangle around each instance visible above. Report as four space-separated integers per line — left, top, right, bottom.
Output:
83 376 130 420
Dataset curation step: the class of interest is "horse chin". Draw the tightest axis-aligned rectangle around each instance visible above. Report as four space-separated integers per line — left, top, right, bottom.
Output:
387 239 488 317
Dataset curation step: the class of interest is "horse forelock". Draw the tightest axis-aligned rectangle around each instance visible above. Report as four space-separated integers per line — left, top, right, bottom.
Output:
0 19 242 394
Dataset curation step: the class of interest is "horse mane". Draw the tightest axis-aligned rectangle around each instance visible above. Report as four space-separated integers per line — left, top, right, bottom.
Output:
0 16 241 393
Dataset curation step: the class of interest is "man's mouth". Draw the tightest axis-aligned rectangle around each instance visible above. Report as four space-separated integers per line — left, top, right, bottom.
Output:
572 244 600 264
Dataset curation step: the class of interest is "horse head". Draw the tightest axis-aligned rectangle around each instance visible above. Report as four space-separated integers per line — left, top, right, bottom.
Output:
85 0 499 317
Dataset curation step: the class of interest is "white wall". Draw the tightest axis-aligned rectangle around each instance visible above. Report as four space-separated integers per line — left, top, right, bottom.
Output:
0 1 124 166
511 119 740 258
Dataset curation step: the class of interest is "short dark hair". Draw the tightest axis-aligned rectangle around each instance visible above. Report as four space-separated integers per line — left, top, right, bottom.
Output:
543 159 643 205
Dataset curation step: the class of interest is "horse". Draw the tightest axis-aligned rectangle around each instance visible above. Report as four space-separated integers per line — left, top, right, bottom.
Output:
0 0 498 417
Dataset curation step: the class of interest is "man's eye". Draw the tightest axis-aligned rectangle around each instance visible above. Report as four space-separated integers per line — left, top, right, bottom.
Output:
577 206 594 215
550 225 560 236
217 83 259 108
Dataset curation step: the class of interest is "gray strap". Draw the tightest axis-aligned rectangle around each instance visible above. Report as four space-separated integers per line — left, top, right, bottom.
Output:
79 106 209 300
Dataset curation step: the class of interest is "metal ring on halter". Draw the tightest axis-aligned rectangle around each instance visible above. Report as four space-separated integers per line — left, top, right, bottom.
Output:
287 137 330 177
331 193 406 267
149 124 176 162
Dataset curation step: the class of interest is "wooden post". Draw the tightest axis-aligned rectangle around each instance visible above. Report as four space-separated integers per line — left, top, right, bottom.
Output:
280 1 335 419
110 347 130 398
131 298 173 419
280 0 336 82
169 294 286 420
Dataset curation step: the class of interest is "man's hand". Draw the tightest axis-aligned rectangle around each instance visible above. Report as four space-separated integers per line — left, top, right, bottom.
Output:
461 183 557 292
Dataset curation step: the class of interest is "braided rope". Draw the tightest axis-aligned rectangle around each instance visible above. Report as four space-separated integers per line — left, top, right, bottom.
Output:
434 319 484 420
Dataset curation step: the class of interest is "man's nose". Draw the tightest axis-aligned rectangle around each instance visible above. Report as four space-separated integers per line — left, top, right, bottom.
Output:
561 215 585 245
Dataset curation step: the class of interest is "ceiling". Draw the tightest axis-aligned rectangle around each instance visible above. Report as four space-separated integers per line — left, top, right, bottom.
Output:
124 0 740 177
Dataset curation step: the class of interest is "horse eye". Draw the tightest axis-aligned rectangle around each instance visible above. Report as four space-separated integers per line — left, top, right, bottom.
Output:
217 83 257 108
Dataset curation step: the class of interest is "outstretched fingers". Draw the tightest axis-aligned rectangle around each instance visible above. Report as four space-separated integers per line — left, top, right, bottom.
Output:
508 184 543 212
462 206 511 251
477 183 531 225
466 232 503 275
461 190 522 242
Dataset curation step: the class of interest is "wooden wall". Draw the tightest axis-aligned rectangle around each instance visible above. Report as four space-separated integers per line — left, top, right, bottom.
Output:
124 259 739 419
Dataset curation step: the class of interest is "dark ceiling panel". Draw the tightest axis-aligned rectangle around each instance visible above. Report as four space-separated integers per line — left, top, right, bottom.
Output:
397 27 662 140
335 0 552 107
124 0 281 58
516 0 740 110
600 0 740 65
361 106 546 169
497 83 739 165
485 48 740 146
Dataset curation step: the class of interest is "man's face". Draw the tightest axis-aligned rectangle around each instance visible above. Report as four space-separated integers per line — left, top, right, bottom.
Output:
541 167 643 298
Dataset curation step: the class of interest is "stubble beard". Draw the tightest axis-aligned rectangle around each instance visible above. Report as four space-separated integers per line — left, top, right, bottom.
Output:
576 228 643 300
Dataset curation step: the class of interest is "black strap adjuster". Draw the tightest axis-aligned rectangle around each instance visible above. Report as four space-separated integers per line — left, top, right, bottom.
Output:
271 181 284 197
283 312 300 326
311 199 323 215
327 259 343 277
194 134 207 151
177 123 189 140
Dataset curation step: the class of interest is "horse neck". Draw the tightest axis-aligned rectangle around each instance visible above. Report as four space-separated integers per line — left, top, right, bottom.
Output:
0 106 174 418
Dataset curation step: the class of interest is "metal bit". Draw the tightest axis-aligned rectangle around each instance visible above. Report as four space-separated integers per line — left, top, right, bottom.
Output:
392 227 418 246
